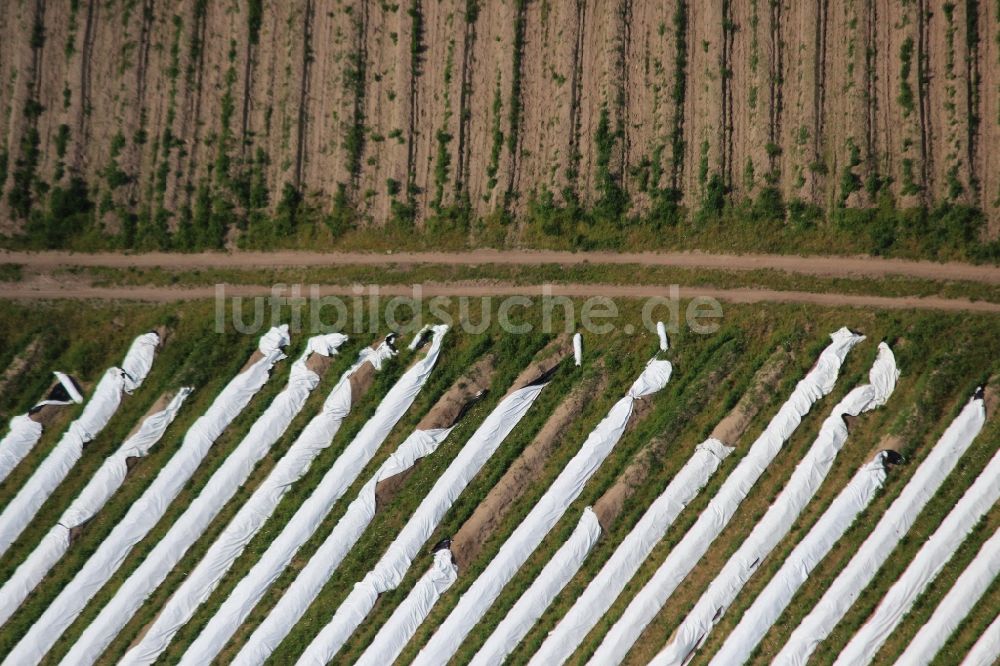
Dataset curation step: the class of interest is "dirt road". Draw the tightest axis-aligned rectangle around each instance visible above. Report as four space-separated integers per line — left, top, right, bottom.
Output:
2 280 997 313
2 249 999 284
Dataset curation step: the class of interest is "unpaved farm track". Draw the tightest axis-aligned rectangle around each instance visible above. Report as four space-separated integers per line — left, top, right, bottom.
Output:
2 281 999 314
3 250 1000 284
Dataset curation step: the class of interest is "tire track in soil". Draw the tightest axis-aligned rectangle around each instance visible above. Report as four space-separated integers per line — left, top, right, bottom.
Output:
965 1 982 199
239 11 255 156
124 0 156 208
812 0 829 201
865 0 878 179
293 0 314 189
6 248 998 283
618 0 633 187
721 0 734 190
405 0 423 199
179 0 208 213
566 0 588 201
767 0 783 181
5 279 999 313
455 3 477 194
74 0 98 169
504 0 528 203
350 1 368 192
917 0 933 199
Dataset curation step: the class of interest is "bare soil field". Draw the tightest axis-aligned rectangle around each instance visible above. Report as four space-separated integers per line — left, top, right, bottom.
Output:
2 0 999 238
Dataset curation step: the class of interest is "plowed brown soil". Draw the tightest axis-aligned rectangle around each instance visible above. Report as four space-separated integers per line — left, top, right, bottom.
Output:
3 0 999 235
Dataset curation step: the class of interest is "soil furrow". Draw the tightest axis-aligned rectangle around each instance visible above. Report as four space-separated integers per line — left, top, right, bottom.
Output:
293 0 314 189
455 3 477 194
74 0 97 168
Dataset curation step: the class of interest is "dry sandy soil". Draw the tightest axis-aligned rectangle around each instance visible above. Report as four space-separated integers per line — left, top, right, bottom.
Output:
3 249 999 283
1 1 999 234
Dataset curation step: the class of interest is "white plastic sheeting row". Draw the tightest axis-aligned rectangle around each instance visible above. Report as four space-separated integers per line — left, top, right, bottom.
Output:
60 332 344 666
834 438 1000 666
650 344 898 666
356 549 459 666
410 358 673 666
0 389 191 626
531 439 733 666
180 326 449 666
897 525 1000 665
2 326 290 666
0 373 84 483
0 332 159 556
710 451 893 666
200 427 451 666
961 612 1000 666
471 507 602 665
589 328 864 666
774 391 988 666
257 378 554 666
120 336 409 666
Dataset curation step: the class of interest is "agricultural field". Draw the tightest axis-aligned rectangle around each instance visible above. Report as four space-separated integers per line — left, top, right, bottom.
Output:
0 0 999 664
0 294 996 665
2 1 1000 260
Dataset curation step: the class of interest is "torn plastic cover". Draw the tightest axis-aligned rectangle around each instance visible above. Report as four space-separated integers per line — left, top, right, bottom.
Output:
0 332 160 557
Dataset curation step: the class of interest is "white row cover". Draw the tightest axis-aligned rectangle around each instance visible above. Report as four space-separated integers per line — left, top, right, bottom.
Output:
589 328 864 666
46 372 86 405
0 332 160 556
121 336 407 666
834 438 1000 666
119 332 160 391
531 438 733 666
0 373 84 483
471 507 602 665
60 332 345 666
710 451 893 666
356 549 460 666
774 391 988 666
0 389 191 627
262 379 553 666
198 427 450 666
961 612 1000 666
650 344 898 666
897 525 1000 665
2 326 289 666
412 358 673 666
181 326 448 666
